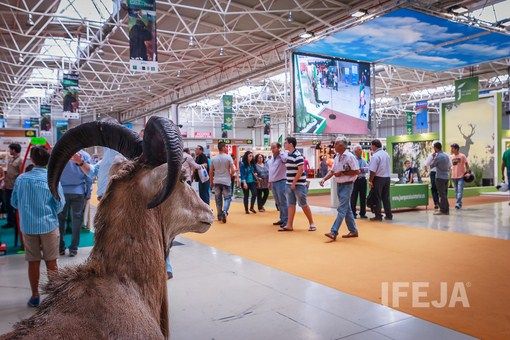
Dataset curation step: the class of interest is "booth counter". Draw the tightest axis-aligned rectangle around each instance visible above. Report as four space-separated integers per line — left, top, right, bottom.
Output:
330 181 429 210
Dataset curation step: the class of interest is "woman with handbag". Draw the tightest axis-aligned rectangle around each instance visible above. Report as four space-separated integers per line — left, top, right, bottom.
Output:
240 151 257 214
254 154 269 212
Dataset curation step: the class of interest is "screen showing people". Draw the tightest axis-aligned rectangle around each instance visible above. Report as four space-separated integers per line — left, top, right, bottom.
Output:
293 53 370 135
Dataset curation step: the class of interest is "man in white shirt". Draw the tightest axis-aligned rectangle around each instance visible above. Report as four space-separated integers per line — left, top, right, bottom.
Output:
320 136 360 241
368 139 393 221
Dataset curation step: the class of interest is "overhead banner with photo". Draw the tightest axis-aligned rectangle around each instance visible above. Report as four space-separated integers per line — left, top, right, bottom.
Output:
455 76 479 104
40 104 52 132
63 88 79 115
128 0 158 73
222 95 233 131
415 100 428 130
263 114 270 147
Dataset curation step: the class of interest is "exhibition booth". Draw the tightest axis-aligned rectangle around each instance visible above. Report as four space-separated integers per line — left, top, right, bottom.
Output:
290 8 510 209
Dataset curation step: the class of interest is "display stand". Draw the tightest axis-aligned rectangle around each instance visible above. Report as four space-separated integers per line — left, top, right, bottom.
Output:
390 184 429 209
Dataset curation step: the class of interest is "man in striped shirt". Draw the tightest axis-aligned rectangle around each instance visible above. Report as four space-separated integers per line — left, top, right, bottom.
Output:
278 137 316 232
11 146 65 307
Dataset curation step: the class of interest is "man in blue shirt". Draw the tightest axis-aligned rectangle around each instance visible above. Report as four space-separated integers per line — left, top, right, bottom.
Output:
58 150 91 257
11 146 65 307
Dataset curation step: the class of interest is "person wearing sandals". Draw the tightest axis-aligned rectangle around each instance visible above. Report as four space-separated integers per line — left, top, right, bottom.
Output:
320 136 360 241
254 154 270 212
279 137 317 232
240 151 258 214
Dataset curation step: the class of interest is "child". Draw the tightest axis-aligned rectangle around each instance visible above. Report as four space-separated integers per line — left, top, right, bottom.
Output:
11 146 65 307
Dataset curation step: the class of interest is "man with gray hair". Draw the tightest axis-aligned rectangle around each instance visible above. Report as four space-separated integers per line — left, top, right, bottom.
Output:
351 145 369 219
320 136 360 241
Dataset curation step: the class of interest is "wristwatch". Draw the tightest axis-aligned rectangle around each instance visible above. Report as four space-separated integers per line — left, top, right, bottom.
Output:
78 162 84 166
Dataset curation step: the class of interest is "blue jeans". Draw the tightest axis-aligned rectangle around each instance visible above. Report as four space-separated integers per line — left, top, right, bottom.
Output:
331 183 357 235
165 254 172 273
271 180 288 225
213 184 232 218
198 181 210 205
452 178 465 207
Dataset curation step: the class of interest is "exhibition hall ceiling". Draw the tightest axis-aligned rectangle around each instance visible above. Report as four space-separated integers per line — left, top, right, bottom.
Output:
297 8 510 72
0 0 508 122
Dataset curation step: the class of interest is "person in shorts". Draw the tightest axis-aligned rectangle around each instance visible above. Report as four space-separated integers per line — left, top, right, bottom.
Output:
278 137 316 232
11 146 65 307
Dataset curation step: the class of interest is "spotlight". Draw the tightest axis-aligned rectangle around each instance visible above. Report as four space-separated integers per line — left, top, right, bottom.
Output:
352 10 367 18
188 36 195 46
299 30 313 39
18 54 24 63
177 70 181 77
287 11 293 22
219 47 225 56
26 13 35 26
450 6 468 14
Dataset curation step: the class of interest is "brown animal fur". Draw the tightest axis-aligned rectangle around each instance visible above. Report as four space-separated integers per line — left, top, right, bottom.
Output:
1 160 214 339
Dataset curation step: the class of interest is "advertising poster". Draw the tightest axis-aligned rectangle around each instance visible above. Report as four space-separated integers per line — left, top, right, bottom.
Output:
62 73 79 88
415 100 428 130
263 114 270 147
63 88 79 114
128 0 158 73
455 76 479 104
222 95 233 131
406 112 414 135
392 140 434 179
443 96 496 185
55 120 68 141
293 53 370 135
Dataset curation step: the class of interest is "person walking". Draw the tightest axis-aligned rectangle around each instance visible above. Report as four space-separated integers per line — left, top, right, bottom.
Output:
254 154 269 212
319 156 329 178
58 150 91 257
321 136 360 241
425 150 440 210
279 137 316 232
210 142 234 223
240 151 257 214
429 142 452 215
194 145 210 205
268 142 288 227
182 147 204 185
368 139 393 221
450 143 470 209
11 146 65 307
3 143 22 230
351 145 368 219
502 144 510 205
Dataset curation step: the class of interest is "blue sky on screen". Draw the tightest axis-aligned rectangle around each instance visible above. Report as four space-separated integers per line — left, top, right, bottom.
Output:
296 8 510 72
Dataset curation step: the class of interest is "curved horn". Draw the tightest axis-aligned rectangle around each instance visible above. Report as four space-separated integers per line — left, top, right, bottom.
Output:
48 121 143 199
142 116 183 209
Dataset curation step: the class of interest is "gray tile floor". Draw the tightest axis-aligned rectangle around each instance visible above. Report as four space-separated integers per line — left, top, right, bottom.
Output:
0 237 475 340
311 201 510 240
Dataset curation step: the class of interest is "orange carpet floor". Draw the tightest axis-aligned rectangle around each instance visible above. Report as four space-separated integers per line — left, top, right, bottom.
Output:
185 203 510 339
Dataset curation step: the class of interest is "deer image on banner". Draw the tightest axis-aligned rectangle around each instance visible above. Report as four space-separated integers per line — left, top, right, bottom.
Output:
457 124 476 157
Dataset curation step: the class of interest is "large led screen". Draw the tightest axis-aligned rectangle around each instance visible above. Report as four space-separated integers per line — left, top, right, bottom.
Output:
293 53 370 135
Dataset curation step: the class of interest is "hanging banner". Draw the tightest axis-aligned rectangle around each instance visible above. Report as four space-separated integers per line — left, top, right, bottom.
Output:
128 0 158 73
55 120 68 141
455 76 479 104
222 95 233 131
406 111 413 135
415 100 428 130
40 104 51 116
63 88 79 114
263 114 270 147
62 73 79 89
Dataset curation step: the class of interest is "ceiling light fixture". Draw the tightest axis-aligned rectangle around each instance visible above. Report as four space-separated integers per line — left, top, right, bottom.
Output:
450 6 468 14
287 11 293 22
188 36 195 46
177 70 181 77
299 31 314 39
27 13 35 26
352 10 367 18
219 47 225 56
14 77 18 84
18 54 24 63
